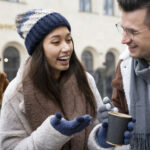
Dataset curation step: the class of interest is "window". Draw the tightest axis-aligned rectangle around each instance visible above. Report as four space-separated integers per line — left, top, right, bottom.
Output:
4 0 19 2
80 0 91 12
3 46 20 81
104 0 114 15
93 52 115 98
81 50 93 74
105 52 115 68
105 52 115 98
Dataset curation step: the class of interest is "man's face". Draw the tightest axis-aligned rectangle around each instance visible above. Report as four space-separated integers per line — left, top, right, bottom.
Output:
121 8 150 62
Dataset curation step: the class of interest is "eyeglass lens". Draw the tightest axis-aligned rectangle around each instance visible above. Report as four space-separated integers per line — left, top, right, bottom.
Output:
116 24 133 39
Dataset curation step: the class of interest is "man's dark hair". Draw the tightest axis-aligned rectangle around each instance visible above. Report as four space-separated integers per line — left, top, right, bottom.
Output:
117 0 150 26
117 0 150 11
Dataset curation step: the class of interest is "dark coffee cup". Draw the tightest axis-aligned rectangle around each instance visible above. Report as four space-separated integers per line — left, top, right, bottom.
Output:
106 112 132 146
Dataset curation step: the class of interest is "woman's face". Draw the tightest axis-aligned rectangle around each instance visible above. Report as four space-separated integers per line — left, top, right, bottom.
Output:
43 26 73 79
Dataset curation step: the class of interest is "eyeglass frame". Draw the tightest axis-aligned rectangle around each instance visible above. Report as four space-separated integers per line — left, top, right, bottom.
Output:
115 23 150 40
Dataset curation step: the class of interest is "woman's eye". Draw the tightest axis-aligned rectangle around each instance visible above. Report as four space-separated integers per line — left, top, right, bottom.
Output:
67 39 72 42
51 41 60 44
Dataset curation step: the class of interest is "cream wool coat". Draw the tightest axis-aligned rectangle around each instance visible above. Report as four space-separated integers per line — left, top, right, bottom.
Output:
0 58 109 150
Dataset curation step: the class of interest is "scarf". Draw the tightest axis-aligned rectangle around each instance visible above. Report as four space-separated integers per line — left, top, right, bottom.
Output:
130 58 150 150
22 69 94 150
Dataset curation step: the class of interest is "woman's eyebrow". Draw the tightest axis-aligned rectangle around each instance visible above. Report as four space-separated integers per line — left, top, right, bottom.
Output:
50 35 60 39
50 33 71 39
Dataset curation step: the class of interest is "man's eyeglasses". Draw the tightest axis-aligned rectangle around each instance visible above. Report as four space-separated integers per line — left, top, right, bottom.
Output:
115 23 149 40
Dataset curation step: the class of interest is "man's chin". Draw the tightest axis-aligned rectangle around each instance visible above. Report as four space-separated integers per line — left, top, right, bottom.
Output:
129 52 140 59
128 47 140 58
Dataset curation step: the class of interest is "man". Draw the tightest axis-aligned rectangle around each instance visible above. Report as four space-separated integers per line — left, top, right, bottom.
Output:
98 0 150 150
0 72 8 107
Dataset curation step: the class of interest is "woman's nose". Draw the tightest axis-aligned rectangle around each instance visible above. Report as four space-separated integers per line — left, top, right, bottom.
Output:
61 42 70 52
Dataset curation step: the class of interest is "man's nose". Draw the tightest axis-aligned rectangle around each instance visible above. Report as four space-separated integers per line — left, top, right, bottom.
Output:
121 32 132 44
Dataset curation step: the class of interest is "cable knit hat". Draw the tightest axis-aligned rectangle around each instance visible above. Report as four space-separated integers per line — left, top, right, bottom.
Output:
15 9 71 55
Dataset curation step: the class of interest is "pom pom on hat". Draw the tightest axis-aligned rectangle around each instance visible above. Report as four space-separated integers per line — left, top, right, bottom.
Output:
15 9 71 55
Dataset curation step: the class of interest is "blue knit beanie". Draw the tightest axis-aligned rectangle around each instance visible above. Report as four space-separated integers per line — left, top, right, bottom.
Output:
15 9 71 55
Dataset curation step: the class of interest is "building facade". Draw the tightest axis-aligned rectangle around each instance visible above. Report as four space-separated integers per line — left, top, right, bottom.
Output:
0 0 126 98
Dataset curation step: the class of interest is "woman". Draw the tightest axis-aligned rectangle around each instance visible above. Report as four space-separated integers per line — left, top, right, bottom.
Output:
0 9 104 150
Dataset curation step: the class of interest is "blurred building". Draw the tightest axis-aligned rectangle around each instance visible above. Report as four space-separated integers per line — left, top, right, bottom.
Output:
0 0 126 98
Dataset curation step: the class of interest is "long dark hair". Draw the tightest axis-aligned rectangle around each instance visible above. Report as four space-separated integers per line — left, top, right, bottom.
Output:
25 39 96 118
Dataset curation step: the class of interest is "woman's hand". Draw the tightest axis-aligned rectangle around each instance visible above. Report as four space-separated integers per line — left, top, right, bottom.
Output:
97 118 136 148
97 97 118 123
50 112 92 136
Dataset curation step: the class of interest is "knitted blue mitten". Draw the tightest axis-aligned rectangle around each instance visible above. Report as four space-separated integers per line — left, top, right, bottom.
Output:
124 118 136 144
97 121 114 148
50 112 92 136
97 118 136 148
